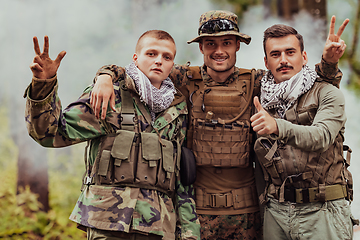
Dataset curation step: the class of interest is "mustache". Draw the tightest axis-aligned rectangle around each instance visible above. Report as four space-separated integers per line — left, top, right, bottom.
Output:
276 64 293 72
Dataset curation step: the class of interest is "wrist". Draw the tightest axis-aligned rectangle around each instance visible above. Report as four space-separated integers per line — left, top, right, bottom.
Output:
32 74 57 83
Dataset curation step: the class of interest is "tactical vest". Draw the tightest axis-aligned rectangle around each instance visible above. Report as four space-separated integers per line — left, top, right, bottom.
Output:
255 81 353 204
83 76 180 195
185 66 255 167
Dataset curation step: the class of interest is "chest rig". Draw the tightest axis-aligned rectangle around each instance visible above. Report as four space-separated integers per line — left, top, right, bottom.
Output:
255 82 353 204
185 66 255 167
83 77 180 195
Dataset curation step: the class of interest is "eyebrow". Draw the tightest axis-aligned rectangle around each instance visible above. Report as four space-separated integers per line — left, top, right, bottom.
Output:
269 47 297 55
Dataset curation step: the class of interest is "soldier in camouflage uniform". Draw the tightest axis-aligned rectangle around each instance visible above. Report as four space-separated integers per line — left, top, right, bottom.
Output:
90 11 347 240
25 31 200 240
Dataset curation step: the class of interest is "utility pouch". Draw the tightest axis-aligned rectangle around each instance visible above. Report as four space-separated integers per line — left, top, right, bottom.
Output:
254 137 283 186
156 139 176 191
180 146 197 186
111 130 136 184
136 132 161 186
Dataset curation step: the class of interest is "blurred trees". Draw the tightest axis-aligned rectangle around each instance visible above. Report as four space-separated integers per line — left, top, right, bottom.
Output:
344 0 360 92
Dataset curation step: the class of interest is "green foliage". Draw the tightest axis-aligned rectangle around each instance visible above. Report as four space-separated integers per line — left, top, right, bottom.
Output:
0 106 86 239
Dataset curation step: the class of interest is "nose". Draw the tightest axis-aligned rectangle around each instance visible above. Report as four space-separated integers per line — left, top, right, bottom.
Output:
155 55 162 65
280 52 288 65
215 45 225 54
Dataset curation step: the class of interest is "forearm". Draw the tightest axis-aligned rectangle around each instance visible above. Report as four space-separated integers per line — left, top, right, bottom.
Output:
315 58 342 88
273 84 345 152
25 79 105 147
175 180 200 240
275 119 335 152
29 75 57 100
94 64 126 83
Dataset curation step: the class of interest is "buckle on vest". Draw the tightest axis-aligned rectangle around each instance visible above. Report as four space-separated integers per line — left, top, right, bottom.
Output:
84 176 94 185
209 193 232 208
121 113 135 125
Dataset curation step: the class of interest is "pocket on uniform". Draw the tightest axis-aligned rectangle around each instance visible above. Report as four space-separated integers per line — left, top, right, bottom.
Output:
111 130 136 183
136 133 161 186
156 139 175 191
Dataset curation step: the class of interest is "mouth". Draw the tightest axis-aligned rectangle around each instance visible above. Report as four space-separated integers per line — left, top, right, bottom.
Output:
277 65 293 72
152 68 163 73
211 55 228 63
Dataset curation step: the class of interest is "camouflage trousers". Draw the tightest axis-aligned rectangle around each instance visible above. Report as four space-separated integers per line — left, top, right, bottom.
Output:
199 212 262 240
87 228 162 240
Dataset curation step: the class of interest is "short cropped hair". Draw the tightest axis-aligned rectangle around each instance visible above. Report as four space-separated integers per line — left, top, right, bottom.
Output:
135 30 176 54
263 24 304 57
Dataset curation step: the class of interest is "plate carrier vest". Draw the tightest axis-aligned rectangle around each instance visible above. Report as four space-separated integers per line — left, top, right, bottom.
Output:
185 66 255 167
82 75 181 195
182 66 259 211
255 82 353 204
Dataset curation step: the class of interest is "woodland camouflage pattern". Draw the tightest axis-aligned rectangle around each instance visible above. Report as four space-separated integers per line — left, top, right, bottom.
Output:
198 212 262 240
25 72 200 240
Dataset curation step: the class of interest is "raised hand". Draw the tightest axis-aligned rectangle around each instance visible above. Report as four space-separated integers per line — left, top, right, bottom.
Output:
90 74 116 119
29 36 66 79
250 96 279 135
322 15 349 63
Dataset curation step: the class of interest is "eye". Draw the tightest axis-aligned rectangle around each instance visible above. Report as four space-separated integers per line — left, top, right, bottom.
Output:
164 55 172 61
287 50 295 55
223 41 231 46
270 52 280 57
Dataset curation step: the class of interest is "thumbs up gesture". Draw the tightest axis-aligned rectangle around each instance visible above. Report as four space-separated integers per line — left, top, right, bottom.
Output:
250 96 279 135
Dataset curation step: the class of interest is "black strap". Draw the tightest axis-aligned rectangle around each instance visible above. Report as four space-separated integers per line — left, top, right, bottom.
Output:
120 79 135 131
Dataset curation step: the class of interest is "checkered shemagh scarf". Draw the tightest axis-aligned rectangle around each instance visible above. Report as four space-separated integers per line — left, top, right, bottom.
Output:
125 62 175 121
260 65 317 118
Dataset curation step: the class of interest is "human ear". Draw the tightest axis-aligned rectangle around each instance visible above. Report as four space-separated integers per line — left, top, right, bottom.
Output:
132 53 138 65
302 51 308 65
199 42 204 54
264 56 269 69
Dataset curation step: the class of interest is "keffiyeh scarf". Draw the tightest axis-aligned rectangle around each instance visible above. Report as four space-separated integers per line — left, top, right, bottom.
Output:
260 65 317 118
125 62 176 121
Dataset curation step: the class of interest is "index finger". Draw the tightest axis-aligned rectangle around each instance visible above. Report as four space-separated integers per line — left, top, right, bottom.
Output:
336 18 350 37
328 15 336 36
33 36 41 55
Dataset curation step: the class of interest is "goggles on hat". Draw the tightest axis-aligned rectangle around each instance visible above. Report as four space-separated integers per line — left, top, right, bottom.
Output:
198 19 239 35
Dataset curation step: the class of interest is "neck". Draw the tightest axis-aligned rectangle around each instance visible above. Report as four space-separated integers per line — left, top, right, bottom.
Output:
206 66 235 83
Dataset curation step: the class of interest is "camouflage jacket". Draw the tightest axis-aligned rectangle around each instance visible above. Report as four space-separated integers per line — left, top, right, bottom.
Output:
24 73 200 240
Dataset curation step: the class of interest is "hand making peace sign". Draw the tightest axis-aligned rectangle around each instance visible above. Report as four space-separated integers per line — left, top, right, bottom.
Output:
29 36 66 79
322 15 350 63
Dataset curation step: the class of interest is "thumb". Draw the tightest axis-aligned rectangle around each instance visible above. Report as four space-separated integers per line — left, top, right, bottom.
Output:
253 96 264 112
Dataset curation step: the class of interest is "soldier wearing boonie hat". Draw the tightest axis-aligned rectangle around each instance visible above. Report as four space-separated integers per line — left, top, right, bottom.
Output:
187 10 251 44
92 9 347 240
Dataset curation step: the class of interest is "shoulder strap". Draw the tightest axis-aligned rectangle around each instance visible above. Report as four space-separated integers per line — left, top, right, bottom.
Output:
120 79 136 131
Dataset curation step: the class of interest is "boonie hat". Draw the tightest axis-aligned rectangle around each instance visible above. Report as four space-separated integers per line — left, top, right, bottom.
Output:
187 10 251 45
